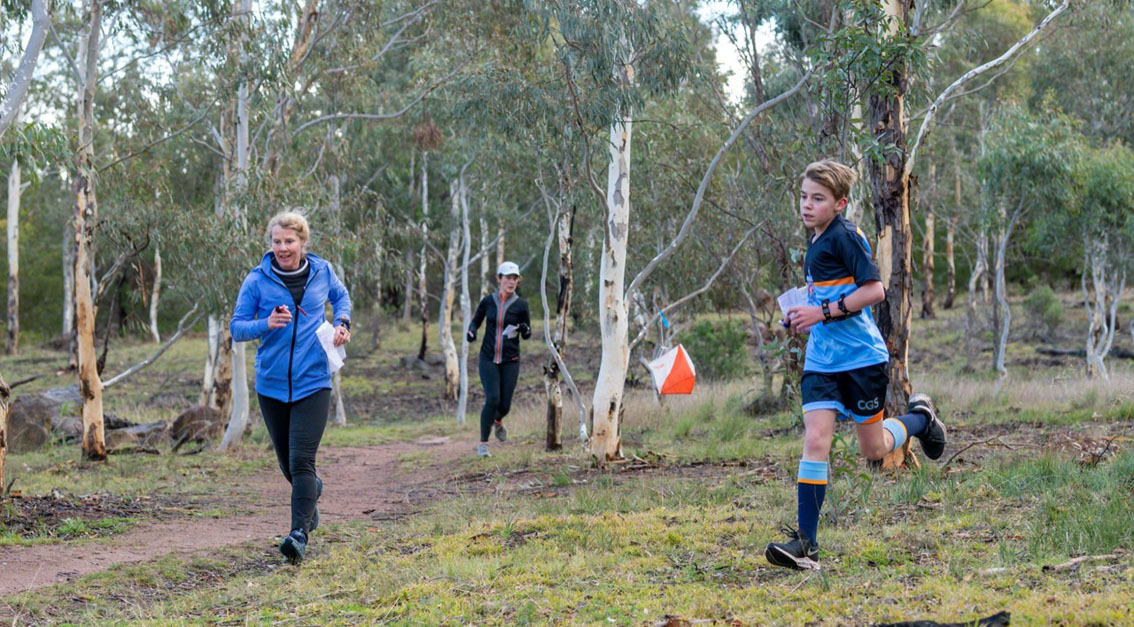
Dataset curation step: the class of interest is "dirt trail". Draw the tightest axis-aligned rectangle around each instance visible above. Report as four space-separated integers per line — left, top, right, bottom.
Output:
0 436 476 598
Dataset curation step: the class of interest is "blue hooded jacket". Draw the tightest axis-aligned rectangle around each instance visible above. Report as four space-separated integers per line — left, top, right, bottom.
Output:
229 252 352 403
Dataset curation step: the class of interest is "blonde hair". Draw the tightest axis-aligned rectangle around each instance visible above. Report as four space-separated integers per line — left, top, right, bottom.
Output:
801 160 857 201
266 211 310 243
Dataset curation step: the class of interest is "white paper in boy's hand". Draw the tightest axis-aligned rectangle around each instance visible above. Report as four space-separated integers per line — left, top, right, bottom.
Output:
502 324 518 339
777 286 810 318
315 320 347 373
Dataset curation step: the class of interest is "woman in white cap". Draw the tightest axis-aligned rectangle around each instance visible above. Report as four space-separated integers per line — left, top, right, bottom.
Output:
466 261 531 456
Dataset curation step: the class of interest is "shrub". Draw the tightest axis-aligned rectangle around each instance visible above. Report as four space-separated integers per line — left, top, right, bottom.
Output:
679 320 752 381
1023 284 1063 335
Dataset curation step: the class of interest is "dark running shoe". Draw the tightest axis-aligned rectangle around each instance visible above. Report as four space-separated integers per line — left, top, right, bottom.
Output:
765 527 820 571
908 393 947 460
493 420 508 442
280 529 307 565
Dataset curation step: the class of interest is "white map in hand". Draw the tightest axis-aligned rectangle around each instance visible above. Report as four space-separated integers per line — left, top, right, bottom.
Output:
315 320 347 373
777 286 809 319
502 324 518 339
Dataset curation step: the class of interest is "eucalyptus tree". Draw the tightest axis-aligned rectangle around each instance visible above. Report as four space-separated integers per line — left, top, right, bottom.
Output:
978 103 1076 385
73 0 107 460
1031 142 1134 379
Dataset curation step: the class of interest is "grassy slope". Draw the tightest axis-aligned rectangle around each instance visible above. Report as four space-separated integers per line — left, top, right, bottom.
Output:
4 299 1134 624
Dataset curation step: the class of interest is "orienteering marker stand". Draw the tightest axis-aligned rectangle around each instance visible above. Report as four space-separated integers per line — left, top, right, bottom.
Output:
647 312 696 395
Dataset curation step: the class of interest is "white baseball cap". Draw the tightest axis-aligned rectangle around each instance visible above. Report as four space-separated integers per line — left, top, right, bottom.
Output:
497 261 521 277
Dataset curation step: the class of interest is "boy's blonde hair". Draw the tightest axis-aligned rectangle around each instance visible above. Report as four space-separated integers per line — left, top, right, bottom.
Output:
266 211 310 243
801 160 857 201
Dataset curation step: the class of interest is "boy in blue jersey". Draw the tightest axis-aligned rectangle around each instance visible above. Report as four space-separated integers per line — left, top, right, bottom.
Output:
764 160 947 571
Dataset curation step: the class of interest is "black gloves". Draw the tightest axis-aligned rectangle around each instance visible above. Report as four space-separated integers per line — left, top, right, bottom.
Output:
518 323 531 338
467 329 477 342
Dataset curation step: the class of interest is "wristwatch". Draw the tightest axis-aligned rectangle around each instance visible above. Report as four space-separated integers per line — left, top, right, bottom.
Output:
821 300 832 322
837 293 850 315
338 317 351 331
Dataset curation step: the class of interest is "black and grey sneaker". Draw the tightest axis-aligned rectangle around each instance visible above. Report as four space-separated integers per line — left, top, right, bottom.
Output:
908 393 947 460
493 420 508 442
280 529 307 565
765 527 820 571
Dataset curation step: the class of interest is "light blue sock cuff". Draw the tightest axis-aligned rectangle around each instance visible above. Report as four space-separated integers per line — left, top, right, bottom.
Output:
883 418 908 452
797 460 829 485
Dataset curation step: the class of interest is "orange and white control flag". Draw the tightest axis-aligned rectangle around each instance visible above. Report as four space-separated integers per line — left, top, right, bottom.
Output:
648 344 696 395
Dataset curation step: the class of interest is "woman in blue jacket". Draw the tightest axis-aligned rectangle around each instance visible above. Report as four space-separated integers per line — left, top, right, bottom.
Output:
230 212 351 564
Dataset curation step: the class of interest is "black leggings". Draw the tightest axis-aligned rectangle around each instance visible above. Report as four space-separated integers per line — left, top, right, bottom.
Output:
258 388 330 534
478 355 519 442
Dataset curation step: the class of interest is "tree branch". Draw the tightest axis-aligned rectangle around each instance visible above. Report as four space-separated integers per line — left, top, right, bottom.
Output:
626 70 811 299
291 65 464 136
905 0 1073 179
97 109 211 172
628 223 759 352
538 193 588 441
102 304 201 388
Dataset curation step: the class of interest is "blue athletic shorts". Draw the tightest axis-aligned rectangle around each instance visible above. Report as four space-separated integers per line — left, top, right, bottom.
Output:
801 362 889 424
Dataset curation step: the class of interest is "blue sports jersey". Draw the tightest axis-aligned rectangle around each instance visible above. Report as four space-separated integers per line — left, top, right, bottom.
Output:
802 214 890 373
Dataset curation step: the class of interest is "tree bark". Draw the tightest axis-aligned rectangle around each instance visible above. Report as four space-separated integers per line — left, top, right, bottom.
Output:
545 204 574 451
218 0 254 450
0 375 8 492
63 220 75 348
1082 236 1125 380
480 217 490 296
211 330 234 421
439 177 461 400
590 114 633 462
870 0 915 469
496 222 505 269
417 152 430 360
6 146 21 354
456 175 473 425
74 0 106 461
402 249 414 322
149 245 161 342
992 201 1023 387
0 0 49 140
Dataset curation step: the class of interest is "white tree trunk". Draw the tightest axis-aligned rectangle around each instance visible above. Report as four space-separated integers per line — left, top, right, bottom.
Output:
417 152 429 360
480 217 490 296
217 0 254 450
0 0 49 140
402 249 414 322
590 115 633 462
967 231 988 312
63 221 75 340
544 206 574 450
330 370 347 426
496 222 505 268
456 175 473 425
992 204 1021 388
201 316 219 406
6 147 20 354
1082 236 1125 380
439 177 461 400
74 0 106 461
149 245 161 342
